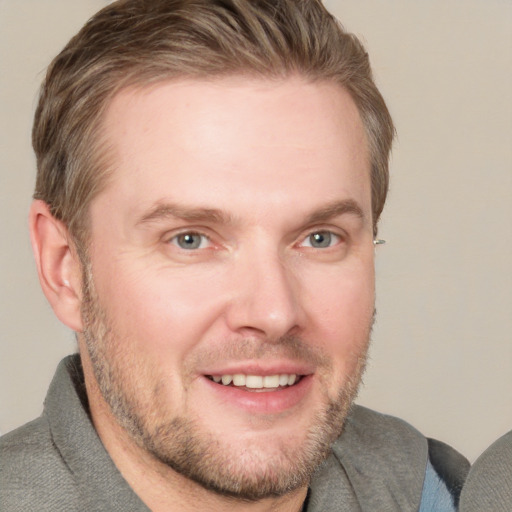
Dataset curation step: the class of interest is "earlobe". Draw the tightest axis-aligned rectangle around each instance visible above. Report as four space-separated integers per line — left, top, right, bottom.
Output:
29 200 84 332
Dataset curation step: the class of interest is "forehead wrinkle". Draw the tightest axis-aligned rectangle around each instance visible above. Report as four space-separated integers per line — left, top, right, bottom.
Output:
135 201 235 227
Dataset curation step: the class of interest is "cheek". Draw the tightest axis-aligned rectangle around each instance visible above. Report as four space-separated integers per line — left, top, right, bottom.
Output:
91 261 228 358
302 261 374 372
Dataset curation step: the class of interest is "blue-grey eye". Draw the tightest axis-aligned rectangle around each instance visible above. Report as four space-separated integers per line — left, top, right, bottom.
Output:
173 233 208 250
302 231 339 248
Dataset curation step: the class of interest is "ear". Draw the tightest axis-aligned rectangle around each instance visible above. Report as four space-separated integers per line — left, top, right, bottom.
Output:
29 200 84 332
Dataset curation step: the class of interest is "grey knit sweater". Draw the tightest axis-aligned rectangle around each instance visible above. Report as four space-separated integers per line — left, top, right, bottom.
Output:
458 430 512 512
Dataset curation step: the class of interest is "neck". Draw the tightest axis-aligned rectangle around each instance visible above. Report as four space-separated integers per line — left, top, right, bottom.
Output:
79 347 308 512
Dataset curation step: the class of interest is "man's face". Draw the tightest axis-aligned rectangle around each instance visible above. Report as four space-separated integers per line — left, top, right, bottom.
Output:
80 77 375 499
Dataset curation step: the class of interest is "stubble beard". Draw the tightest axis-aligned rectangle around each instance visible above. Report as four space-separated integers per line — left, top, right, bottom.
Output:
80 264 371 501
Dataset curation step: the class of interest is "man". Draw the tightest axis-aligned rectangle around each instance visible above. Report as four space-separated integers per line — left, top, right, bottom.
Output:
0 1 469 510
459 430 512 512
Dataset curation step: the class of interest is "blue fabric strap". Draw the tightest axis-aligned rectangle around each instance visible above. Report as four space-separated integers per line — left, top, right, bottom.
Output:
419 459 456 512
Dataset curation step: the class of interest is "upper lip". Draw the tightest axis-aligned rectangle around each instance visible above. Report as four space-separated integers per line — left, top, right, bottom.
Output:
199 360 315 376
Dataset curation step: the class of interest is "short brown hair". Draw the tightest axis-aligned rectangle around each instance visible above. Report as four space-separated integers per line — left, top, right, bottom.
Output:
33 0 394 244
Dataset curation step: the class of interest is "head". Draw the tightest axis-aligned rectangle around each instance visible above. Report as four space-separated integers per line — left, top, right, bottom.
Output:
32 0 393 250
30 0 394 504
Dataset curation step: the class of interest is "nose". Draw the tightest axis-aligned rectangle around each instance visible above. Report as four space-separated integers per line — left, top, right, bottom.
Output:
224 247 304 340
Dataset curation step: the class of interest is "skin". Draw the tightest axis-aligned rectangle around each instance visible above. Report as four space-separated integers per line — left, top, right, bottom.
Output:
30 76 376 512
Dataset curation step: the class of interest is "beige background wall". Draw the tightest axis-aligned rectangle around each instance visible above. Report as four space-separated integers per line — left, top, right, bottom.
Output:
0 0 510 463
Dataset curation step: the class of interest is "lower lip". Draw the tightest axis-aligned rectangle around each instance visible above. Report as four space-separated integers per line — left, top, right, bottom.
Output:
202 375 313 414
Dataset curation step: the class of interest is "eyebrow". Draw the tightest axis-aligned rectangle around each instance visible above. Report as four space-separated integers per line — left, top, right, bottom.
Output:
136 202 234 226
304 199 366 225
136 198 366 228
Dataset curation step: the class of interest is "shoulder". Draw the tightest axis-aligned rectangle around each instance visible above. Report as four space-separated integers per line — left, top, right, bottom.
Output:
0 415 55 473
341 406 469 481
0 416 80 511
341 404 427 446
459 429 512 512
334 405 431 471
308 406 469 512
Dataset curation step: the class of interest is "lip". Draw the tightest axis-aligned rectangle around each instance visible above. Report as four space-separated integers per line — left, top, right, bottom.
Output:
199 360 315 377
201 373 314 414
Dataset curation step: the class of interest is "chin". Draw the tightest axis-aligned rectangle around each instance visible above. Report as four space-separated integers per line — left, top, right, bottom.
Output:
134 386 354 500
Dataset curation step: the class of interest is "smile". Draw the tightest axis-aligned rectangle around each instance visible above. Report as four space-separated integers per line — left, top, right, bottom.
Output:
206 374 301 390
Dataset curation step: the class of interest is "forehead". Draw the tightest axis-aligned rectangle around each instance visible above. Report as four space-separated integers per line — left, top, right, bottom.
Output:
97 76 371 222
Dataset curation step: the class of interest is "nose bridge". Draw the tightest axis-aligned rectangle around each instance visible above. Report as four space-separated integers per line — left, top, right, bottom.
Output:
226 241 302 339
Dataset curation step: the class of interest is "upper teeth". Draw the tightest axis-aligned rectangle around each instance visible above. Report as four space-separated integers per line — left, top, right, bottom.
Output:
211 374 297 388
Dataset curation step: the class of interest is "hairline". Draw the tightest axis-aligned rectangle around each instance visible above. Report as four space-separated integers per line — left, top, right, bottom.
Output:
72 70 376 254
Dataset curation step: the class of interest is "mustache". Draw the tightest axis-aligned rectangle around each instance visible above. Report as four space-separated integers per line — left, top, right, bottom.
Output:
188 310 377 371
186 334 332 371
